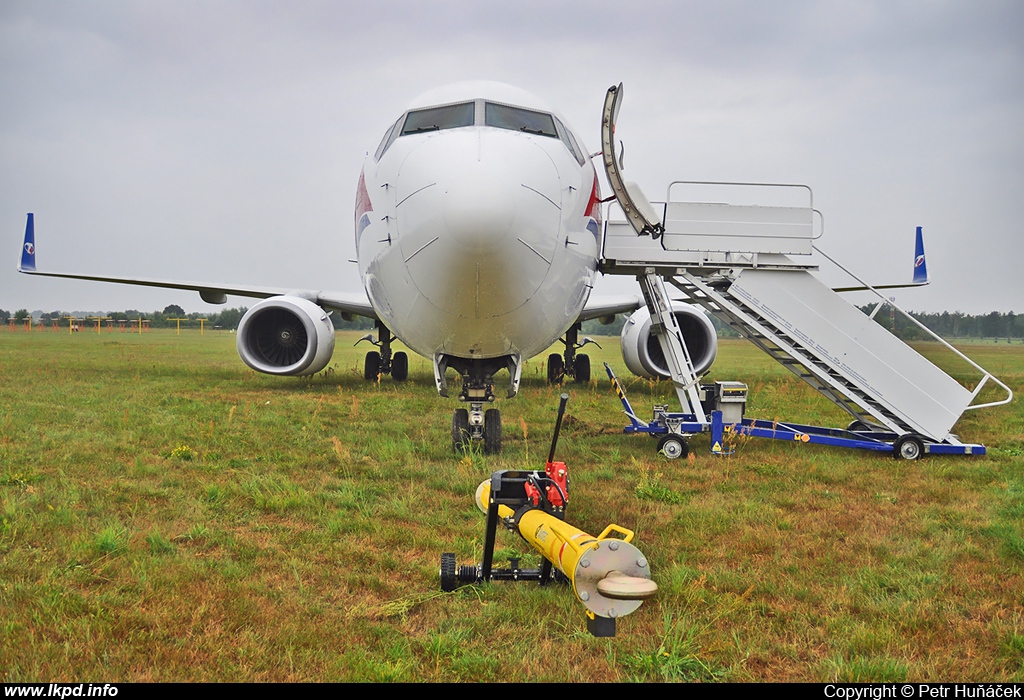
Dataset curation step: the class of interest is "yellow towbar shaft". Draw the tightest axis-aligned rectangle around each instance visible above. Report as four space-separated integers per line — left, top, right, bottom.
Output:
441 394 655 637
474 477 657 635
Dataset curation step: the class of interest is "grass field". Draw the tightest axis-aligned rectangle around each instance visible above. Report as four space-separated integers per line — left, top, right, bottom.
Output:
1 329 1021 682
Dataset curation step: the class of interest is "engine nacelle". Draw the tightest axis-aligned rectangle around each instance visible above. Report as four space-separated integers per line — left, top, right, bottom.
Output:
237 296 336 376
620 303 718 379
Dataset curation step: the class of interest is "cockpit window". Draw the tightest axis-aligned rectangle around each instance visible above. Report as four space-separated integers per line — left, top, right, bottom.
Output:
375 118 401 160
377 99 581 162
484 102 558 138
401 102 475 135
553 116 586 165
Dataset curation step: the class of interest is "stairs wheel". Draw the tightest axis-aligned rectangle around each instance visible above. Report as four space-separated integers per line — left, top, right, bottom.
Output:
893 434 924 461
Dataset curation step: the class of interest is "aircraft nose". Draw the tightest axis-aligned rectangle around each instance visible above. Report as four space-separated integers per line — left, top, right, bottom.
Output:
393 130 564 319
441 163 516 249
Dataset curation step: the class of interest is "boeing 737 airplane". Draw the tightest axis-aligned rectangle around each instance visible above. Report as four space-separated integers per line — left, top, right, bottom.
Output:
19 81 721 454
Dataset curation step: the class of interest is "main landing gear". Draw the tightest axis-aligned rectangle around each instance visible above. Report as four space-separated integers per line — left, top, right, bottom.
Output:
547 323 600 385
356 321 408 382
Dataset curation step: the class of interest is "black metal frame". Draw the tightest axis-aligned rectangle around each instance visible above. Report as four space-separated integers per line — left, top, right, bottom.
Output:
478 470 557 585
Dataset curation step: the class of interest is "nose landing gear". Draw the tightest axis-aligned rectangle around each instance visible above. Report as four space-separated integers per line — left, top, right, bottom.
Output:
439 354 520 455
452 405 502 454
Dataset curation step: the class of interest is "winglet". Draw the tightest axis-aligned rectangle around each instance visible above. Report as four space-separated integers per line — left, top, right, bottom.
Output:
912 226 928 284
20 213 36 272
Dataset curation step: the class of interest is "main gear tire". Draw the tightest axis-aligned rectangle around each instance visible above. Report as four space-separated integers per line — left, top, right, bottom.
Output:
547 354 564 384
392 351 409 381
574 354 591 383
363 351 381 381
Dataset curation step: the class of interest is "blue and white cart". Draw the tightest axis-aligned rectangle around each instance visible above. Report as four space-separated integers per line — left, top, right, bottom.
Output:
604 363 986 460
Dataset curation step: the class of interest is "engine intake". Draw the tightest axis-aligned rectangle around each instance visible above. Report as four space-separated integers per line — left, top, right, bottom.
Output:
237 296 336 376
620 303 718 379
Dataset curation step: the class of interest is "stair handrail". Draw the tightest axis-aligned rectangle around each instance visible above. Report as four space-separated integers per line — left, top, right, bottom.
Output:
812 244 1013 411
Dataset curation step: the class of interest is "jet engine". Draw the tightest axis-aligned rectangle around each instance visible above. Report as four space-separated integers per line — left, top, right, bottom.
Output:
620 303 718 379
237 296 336 376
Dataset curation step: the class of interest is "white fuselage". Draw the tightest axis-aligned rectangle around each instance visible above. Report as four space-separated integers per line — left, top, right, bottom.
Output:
355 82 601 363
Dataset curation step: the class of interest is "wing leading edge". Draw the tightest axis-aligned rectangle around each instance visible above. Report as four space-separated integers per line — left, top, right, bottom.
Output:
578 294 643 322
16 214 377 319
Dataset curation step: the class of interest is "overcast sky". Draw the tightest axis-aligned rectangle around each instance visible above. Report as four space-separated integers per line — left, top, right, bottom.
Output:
2 0 1021 316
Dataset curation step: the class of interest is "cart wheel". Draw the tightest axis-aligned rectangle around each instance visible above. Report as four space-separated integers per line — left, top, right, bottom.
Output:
440 552 457 592
657 434 688 460
893 434 924 461
847 420 870 432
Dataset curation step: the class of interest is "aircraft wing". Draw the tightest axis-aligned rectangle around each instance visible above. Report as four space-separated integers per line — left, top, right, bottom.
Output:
831 226 930 293
17 213 378 319
578 294 643 322
831 282 928 293
315 291 377 318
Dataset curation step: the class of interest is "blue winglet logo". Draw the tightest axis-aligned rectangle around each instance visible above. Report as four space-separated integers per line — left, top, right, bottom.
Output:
912 226 927 284
20 213 36 271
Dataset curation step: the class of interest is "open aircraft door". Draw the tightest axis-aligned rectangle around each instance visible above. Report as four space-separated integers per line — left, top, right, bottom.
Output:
601 83 665 238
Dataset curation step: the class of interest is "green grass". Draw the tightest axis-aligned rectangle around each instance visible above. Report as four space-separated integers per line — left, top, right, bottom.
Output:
0 329 1021 681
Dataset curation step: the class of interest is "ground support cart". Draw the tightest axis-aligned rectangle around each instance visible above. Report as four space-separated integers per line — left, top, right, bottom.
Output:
605 362 985 460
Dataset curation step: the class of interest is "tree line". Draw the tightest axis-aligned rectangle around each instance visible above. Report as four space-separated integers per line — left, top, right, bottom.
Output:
0 305 375 331
582 307 1023 341
3 305 1020 340
859 307 1022 341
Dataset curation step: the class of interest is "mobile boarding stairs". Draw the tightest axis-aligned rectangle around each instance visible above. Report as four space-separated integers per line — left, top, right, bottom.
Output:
596 83 1012 459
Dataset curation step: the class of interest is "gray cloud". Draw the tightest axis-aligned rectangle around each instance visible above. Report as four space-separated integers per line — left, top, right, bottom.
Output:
2 0 1021 314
